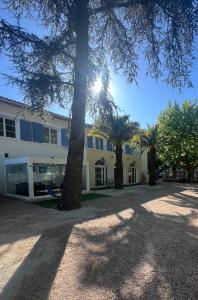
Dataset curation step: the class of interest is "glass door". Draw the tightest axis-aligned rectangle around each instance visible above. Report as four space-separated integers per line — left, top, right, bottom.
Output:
131 167 136 184
95 166 106 186
128 166 136 184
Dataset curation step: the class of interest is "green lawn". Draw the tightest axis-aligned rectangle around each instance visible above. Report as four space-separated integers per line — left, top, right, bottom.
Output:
34 193 110 209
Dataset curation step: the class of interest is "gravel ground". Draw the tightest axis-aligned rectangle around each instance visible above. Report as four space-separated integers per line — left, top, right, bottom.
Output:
0 183 197 300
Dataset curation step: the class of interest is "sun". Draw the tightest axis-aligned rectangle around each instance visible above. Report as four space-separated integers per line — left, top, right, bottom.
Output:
93 78 103 94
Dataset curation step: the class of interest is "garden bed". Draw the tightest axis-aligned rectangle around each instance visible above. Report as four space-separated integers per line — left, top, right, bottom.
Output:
34 193 110 209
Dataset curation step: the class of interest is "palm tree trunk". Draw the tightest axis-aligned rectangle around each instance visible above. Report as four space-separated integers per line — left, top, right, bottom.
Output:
148 147 156 186
61 1 89 210
115 144 123 189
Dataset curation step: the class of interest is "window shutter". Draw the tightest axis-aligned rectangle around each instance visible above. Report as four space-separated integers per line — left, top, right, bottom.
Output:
87 136 93 148
95 137 99 149
107 140 113 151
100 138 103 150
20 119 32 141
61 128 69 146
32 122 43 143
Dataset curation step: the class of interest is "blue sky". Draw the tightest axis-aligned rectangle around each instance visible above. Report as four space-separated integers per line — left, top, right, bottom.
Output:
1 7 198 128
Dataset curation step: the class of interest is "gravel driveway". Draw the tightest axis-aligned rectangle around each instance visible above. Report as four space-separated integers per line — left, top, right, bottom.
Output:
0 183 197 300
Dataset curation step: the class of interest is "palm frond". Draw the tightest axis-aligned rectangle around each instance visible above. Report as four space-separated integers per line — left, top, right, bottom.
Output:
88 128 109 139
92 114 140 146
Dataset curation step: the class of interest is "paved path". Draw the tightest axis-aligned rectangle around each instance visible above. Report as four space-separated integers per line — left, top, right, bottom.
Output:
0 183 198 300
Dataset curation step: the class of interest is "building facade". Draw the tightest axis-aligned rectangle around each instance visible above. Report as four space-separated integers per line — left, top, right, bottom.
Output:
0 97 148 201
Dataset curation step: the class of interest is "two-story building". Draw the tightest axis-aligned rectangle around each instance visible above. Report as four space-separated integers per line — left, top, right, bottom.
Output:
0 96 148 201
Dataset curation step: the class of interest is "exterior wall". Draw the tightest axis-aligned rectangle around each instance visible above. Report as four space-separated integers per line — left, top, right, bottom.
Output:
86 147 144 189
0 100 68 128
0 138 69 193
85 126 148 189
0 99 86 194
0 97 148 195
86 148 115 189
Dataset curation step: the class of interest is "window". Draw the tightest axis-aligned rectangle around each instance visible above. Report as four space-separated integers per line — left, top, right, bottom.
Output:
95 137 103 150
107 140 113 151
95 159 107 186
51 129 57 144
0 118 3 136
87 136 93 148
43 127 57 144
5 119 16 138
0 117 16 138
128 162 136 184
43 127 50 143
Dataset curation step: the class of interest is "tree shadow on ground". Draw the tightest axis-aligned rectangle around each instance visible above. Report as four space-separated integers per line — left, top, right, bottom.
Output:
161 190 198 210
0 183 197 299
78 188 198 299
0 223 73 300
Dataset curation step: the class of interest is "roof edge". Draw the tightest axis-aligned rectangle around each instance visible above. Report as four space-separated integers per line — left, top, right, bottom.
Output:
0 96 92 127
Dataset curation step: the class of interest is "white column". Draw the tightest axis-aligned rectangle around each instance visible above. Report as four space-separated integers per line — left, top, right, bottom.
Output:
3 164 7 194
104 138 107 151
28 161 34 201
86 161 90 191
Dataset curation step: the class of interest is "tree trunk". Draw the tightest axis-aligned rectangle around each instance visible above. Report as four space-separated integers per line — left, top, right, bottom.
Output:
148 147 156 186
61 1 89 210
186 165 194 183
115 144 123 189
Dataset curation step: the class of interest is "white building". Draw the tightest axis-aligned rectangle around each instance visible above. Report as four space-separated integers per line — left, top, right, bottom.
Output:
0 96 148 201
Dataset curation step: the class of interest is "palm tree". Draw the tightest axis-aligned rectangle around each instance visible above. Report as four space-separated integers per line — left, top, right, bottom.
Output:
91 115 140 189
135 125 158 186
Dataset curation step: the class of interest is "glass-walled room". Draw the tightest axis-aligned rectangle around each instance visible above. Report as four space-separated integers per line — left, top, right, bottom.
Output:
4 157 89 200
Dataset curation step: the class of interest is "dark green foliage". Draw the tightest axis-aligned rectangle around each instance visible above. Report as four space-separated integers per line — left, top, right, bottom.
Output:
158 101 198 181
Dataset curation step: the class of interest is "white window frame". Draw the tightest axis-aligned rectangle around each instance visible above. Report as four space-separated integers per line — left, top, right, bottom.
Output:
128 163 137 184
95 137 104 150
95 165 107 187
0 116 16 139
43 126 58 145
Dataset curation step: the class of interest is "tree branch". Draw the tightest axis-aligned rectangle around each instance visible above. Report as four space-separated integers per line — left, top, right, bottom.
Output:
89 0 137 16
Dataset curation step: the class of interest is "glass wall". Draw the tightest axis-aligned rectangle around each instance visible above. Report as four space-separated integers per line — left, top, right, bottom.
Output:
33 163 87 196
5 162 88 198
6 163 29 196
33 164 65 196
